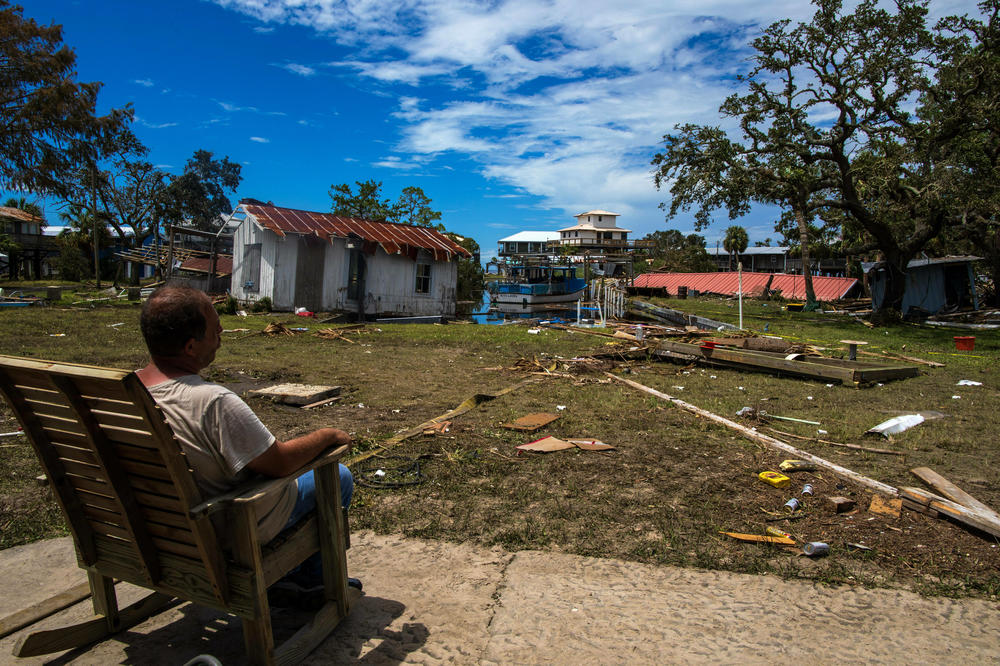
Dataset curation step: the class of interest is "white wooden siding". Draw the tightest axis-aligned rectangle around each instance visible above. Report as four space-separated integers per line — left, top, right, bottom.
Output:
233 222 459 315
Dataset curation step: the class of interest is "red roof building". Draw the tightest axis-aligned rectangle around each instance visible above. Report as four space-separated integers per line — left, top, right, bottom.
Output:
632 271 859 302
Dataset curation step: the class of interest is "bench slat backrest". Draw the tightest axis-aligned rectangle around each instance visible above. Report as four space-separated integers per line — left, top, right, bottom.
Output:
0 356 229 605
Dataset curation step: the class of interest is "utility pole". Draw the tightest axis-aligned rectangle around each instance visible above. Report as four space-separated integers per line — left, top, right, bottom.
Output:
91 162 101 289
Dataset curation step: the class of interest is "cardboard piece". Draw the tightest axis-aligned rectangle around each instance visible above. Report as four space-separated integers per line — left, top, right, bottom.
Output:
868 494 903 518
503 413 560 432
516 436 615 453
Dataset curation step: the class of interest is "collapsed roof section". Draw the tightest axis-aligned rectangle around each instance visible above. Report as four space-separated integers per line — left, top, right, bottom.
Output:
240 203 472 262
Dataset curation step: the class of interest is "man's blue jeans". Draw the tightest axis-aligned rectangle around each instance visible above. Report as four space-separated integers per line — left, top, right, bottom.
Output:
283 463 354 529
279 463 353 585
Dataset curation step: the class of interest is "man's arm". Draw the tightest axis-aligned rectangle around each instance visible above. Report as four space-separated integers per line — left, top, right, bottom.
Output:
246 427 351 478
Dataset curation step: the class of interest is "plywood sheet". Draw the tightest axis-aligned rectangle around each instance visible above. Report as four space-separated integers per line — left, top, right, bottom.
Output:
249 383 341 405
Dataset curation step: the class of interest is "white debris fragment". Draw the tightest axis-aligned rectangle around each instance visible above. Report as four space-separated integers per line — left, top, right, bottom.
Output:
866 414 924 437
957 380 982 386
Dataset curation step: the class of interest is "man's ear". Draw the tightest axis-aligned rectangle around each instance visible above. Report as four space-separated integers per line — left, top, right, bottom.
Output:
181 337 198 357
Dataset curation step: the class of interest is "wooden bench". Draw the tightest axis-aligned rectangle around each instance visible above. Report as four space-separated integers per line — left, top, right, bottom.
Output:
0 355 356 665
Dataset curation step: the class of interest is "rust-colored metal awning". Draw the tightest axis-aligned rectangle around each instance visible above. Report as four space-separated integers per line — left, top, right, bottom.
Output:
241 204 471 262
633 271 858 301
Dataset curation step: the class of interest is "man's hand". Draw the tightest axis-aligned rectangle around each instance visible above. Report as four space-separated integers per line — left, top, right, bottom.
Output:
247 427 351 477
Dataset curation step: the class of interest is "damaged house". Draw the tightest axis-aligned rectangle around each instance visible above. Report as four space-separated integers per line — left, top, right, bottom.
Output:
229 201 471 317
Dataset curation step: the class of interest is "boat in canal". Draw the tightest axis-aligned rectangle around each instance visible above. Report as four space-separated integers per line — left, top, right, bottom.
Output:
487 265 587 306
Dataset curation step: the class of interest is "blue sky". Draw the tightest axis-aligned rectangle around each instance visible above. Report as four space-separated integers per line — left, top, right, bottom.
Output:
14 0 981 261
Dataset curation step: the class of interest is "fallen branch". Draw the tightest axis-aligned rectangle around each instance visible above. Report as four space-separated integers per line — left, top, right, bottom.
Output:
346 376 544 466
606 372 899 496
765 427 905 456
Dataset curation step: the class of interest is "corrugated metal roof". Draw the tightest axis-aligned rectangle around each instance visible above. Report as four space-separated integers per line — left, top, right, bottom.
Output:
0 207 43 223
180 256 233 276
862 255 981 273
633 271 859 301
241 204 472 262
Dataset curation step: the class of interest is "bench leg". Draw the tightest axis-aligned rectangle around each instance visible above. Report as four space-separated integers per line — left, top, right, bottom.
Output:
13 591 172 657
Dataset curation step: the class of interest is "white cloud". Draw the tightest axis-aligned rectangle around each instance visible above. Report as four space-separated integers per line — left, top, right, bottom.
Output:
134 78 154 87
213 0 985 235
278 62 317 76
371 156 418 170
137 117 179 129
217 100 287 116
250 136 270 143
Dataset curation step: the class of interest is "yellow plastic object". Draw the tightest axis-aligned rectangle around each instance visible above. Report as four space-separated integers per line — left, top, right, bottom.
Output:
758 470 791 489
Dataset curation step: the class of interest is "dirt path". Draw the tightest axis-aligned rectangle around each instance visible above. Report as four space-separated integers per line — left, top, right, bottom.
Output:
2 532 998 664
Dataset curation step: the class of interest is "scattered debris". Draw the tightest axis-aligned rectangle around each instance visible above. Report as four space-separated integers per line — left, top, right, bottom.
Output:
827 497 857 514
868 495 903 518
865 414 924 437
652 339 919 386
346 377 544 466
503 412 560 432
758 471 791 489
721 531 796 546
262 322 296 336
910 467 1000 524
249 383 341 406
516 436 615 453
779 460 817 472
956 379 983 386
765 427 905 456
765 527 793 539
900 486 1000 539
802 542 830 557
607 373 899 496
845 542 872 552
422 420 452 436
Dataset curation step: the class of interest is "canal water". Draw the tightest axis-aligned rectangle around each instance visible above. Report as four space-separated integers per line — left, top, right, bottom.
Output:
470 291 601 325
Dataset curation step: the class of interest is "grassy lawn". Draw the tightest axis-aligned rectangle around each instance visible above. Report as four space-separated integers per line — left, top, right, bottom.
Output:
1 288 997 598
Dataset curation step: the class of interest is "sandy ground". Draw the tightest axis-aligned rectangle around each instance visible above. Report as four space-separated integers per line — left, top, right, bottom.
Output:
1 532 999 665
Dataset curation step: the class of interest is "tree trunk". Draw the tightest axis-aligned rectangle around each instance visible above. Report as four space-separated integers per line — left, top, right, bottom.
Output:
794 206 816 304
872 252 907 324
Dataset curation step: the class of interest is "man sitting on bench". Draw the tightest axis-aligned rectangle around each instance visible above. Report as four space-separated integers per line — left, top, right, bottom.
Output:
136 284 360 606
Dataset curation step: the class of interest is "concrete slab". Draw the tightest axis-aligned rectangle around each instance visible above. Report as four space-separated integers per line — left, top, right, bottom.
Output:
2 533 999 664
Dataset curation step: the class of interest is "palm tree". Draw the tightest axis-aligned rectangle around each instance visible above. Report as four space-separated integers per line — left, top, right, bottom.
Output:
3 197 44 222
723 225 748 271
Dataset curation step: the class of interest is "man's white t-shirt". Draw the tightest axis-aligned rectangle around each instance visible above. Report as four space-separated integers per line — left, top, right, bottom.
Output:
147 375 296 543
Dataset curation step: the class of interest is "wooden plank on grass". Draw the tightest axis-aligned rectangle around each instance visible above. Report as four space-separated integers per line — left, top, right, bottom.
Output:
606 373 900 497
720 532 796 545
910 467 1000 522
900 487 1000 539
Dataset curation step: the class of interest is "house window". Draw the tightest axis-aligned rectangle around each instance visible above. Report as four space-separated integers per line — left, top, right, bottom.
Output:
242 243 261 292
574 231 579 237
348 250 362 300
415 262 431 294
598 215 603 222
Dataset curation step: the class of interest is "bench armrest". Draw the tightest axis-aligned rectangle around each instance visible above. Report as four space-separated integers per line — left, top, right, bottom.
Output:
188 443 349 518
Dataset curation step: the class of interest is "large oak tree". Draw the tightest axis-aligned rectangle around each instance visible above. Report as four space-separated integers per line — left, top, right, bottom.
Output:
654 0 994 319
0 1 131 197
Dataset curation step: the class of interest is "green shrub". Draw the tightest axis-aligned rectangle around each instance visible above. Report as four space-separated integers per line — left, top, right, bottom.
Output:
251 296 272 313
216 294 238 315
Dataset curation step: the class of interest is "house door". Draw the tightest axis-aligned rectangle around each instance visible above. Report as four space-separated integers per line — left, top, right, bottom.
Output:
294 236 326 311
